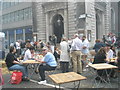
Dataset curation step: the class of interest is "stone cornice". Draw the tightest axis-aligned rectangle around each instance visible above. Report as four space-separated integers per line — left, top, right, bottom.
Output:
42 2 68 13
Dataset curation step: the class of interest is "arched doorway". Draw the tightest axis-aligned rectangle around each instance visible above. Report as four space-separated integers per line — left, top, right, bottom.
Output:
52 14 64 43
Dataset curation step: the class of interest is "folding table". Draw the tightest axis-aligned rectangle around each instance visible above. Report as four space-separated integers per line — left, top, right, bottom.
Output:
49 72 87 89
88 63 118 88
22 60 41 79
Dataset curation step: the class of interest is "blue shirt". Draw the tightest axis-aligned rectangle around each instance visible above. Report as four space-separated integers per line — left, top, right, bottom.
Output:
43 52 57 67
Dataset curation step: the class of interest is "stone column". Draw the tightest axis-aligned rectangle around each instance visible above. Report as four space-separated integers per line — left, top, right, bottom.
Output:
23 29 25 42
49 23 53 35
46 12 49 42
14 30 16 42
64 9 68 38
7 31 9 48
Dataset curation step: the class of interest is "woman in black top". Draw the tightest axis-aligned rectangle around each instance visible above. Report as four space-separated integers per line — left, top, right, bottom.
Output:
5 46 29 81
93 47 107 64
93 47 107 80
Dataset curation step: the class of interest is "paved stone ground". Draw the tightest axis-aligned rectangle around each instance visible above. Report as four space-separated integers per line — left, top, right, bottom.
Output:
1 66 119 89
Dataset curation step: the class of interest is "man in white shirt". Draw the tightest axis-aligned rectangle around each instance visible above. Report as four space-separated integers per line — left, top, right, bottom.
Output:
23 46 35 61
81 36 89 60
71 34 83 74
15 40 21 57
81 36 90 71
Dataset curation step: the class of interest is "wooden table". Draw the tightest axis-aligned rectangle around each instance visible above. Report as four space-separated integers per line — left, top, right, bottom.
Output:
88 63 118 88
22 60 40 64
22 60 41 79
89 63 118 70
107 57 117 62
49 72 87 89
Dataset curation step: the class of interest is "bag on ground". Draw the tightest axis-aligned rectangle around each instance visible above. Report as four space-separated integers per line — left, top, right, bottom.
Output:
10 71 22 84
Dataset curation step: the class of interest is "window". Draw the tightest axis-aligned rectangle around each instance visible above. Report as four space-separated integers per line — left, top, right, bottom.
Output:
24 8 29 20
2 15 5 24
29 7 32 18
10 12 15 22
19 10 22 21
15 11 19 21
4 15 7 24
10 1 15 6
20 9 24 20
2 2 7 9
15 0 19 5
18 10 21 21
0 16 1 24
7 14 10 23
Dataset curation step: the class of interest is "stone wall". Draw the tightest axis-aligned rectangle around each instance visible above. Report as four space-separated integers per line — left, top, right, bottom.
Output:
68 2 77 38
35 2 46 42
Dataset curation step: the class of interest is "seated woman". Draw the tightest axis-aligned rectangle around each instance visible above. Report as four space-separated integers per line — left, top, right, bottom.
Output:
93 47 107 80
5 46 29 81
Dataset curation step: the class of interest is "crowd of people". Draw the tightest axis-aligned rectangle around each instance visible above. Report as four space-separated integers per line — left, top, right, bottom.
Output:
5 32 120 84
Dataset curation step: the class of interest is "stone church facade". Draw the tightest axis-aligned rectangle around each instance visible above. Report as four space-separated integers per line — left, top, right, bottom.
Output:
33 1 119 46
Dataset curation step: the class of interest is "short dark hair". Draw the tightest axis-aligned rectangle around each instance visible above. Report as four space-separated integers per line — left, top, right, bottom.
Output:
9 46 15 53
82 36 86 38
118 51 120 58
106 44 111 47
29 46 35 50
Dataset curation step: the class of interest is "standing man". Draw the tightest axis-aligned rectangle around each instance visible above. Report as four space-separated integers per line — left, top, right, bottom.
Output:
81 36 89 71
52 35 57 46
71 34 83 74
81 36 89 61
15 40 21 57
60 37 70 73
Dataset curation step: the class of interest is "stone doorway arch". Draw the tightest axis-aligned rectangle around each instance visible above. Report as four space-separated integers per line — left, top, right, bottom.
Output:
52 14 64 43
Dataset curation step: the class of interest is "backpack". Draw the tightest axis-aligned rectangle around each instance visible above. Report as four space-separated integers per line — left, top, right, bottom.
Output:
10 71 22 84
0 68 4 85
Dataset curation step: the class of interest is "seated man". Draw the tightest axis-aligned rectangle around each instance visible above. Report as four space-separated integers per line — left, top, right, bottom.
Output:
23 46 35 61
5 46 29 81
36 47 57 84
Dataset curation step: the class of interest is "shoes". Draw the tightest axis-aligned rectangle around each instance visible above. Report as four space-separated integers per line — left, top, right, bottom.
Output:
110 74 117 78
95 77 100 80
83 69 87 71
35 69 39 74
38 80 47 84
22 77 30 81
77 72 81 74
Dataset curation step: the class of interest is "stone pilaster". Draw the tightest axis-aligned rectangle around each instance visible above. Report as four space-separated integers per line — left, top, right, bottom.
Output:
14 30 16 42
45 12 49 42
35 2 46 42
23 29 25 42
64 9 68 38
68 2 77 38
104 2 111 35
